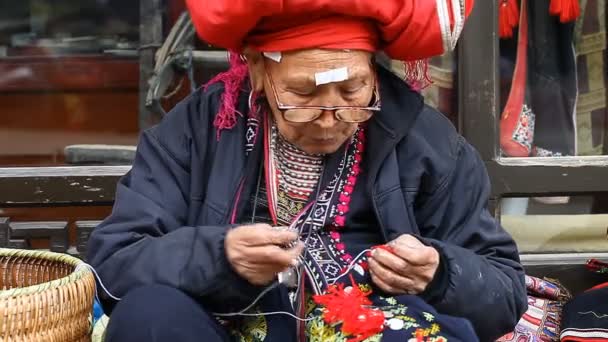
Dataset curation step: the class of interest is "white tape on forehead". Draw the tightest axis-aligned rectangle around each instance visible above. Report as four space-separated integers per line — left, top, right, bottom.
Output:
263 52 282 63
314 67 349 86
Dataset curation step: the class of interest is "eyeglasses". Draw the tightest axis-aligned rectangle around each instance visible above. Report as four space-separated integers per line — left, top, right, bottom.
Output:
265 65 381 123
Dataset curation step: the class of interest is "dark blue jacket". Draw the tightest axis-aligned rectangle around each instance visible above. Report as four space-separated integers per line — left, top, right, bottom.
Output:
87 66 527 341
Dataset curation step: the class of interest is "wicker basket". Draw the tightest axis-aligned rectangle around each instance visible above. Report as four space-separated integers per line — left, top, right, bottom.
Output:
0 248 96 341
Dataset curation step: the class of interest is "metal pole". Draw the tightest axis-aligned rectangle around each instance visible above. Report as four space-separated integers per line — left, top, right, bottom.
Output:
139 0 164 131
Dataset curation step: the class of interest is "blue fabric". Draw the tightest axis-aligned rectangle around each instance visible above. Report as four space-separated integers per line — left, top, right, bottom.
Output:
104 285 230 342
86 65 527 341
93 299 104 325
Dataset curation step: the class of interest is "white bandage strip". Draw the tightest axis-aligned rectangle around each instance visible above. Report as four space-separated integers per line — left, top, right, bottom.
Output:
314 67 349 86
263 52 282 63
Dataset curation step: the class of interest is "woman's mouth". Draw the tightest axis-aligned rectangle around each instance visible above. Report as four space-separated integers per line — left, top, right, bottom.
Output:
311 137 336 144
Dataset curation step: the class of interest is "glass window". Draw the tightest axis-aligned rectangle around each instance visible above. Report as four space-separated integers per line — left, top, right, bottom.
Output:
389 53 459 130
501 196 608 253
0 0 141 166
499 0 607 157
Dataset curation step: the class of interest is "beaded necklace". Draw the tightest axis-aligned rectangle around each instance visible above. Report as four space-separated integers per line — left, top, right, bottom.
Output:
272 125 324 201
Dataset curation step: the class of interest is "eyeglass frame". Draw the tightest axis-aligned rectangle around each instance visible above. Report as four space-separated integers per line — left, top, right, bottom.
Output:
264 62 382 123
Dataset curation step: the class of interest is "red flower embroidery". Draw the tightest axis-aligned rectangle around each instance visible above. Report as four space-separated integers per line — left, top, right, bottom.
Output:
341 254 353 262
335 215 346 226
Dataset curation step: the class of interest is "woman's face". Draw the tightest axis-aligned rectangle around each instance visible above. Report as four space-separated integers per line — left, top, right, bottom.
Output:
250 49 375 155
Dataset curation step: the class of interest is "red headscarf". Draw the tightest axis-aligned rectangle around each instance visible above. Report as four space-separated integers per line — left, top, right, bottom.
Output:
185 0 475 136
186 0 475 61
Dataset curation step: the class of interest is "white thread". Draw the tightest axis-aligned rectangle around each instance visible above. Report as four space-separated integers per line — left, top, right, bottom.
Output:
225 311 315 322
75 263 122 301
328 249 372 283
212 282 280 317
578 311 608 319
75 242 374 322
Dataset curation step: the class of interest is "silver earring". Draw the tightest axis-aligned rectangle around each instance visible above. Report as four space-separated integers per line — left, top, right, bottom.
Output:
248 91 254 111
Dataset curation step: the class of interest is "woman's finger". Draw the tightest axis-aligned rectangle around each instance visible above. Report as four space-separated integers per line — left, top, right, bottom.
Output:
370 248 410 275
233 224 299 247
391 244 438 267
242 242 303 267
369 267 402 295
368 258 415 292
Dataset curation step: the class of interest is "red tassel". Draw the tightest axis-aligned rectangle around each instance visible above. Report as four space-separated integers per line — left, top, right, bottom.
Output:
549 0 580 23
403 59 432 91
499 0 520 39
203 51 249 139
313 275 385 342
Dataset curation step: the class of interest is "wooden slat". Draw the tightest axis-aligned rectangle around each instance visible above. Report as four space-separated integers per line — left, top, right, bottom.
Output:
75 220 102 259
0 55 139 92
9 221 69 253
0 217 8 247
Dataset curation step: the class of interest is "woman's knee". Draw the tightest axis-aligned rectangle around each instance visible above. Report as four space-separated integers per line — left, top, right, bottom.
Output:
105 284 229 342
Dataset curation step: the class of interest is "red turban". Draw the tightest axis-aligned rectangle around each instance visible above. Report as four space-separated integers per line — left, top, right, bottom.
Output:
186 0 475 61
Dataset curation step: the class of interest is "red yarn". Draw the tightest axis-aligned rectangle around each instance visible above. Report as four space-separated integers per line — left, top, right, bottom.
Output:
313 275 385 342
403 60 432 91
499 0 520 39
372 244 395 254
549 0 580 23
203 51 251 139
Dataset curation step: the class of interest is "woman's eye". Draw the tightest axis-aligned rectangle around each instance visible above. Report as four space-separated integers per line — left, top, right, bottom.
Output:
287 88 314 96
343 84 366 94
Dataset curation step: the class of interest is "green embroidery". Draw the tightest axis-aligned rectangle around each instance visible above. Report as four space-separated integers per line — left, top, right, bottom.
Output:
231 313 268 342
361 334 383 342
385 306 408 316
384 297 397 305
307 317 348 342
423 312 435 322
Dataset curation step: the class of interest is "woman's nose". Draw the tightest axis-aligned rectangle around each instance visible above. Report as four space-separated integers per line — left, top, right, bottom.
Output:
314 110 338 129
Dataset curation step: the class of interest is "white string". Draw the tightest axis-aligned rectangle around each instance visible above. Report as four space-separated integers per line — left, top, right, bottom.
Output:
328 249 372 284
225 311 315 322
74 245 374 323
75 263 122 301
212 282 280 317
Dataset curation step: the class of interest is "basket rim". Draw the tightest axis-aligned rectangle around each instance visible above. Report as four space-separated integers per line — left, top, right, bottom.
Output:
0 248 93 299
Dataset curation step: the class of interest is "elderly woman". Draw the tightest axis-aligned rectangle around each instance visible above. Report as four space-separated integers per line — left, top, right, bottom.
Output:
87 1 527 341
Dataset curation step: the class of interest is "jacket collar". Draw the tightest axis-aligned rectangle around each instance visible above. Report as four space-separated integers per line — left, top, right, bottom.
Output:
365 64 425 188
237 65 425 191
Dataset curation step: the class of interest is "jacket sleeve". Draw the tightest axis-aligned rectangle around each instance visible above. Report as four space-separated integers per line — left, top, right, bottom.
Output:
414 137 527 342
86 95 261 313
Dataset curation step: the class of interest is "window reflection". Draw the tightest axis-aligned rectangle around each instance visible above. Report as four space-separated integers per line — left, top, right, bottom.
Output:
499 0 607 157
501 196 608 253
389 52 459 130
0 0 141 166
0 0 138 57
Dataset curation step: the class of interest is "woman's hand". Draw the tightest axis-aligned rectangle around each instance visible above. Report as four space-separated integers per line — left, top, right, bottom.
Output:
225 224 304 286
368 234 440 295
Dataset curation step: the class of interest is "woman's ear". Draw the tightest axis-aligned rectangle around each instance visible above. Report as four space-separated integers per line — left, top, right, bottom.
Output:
243 48 265 92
